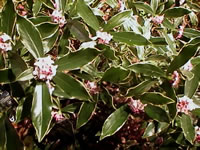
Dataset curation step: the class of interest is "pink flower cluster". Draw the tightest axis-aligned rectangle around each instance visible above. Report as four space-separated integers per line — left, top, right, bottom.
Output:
51 9 66 27
92 31 113 44
33 56 57 81
176 25 184 39
85 81 100 95
51 111 65 122
151 15 164 25
177 96 199 114
171 71 180 88
0 33 12 52
128 99 146 115
195 126 200 142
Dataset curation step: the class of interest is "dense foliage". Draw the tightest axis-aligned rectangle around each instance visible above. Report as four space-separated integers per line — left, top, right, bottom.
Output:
1 0 200 149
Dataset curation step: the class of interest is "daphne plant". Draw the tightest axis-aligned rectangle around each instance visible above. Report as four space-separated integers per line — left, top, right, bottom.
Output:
1 0 200 149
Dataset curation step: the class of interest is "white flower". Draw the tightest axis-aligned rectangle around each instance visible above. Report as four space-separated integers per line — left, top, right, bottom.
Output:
128 99 146 114
176 25 184 39
195 126 200 142
177 96 200 114
85 81 100 95
51 9 66 27
0 33 12 52
182 60 193 71
151 15 164 25
33 56 58 81
92 31 113 44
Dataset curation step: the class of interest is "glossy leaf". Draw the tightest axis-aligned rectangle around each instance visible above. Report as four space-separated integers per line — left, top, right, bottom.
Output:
76 102 96 128
145 104 169 122
151 0 159 13
16 68 34 81
141 92 174 105
180 114 195 144
1 0 16 36
185 63 200 98
31 83 53 142
62 102 82 113
133 2 154 14
102 67 130 83
126 80 157 96
164 7 191 18
103 10 132 31
100 105 129 140
5 118 24 150
17 16 44 58
55 0 66 12
56 48 100 71
0 69 15 83
67 20 91 42
33 0 42 17
143 122 155 138
76 0 100 31
183 28 200 38
53 72 91 100
37 23 59 39
167 44 200 73
112 32 150 46
8 52 27 77
128 63 166 77
150 37 168 45
105 0 118 8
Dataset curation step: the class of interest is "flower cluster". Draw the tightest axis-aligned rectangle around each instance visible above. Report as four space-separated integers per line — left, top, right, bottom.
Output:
176 25 184 39
0 33 12 52
128 99 146 115
171 71 180 88
177 96 199 114
92 31 113 44
51 111 65 122
85 81 100 95
151 15 164 25
33 56 57 81
51 9 66 27
195 126 200 142
16 3 28 16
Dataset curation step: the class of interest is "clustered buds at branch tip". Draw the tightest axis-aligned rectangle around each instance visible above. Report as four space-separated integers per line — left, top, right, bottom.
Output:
0 33 12 52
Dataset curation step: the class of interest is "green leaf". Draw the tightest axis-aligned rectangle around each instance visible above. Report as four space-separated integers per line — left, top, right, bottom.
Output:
8 52 27 77
76 0 100 31
141 92 174 105
164 7 191 18
56 48 100 71
43 30 59 54
53 72 91 100
37 23 59 39
133 2 154 15
102 67 130 83
5 118 24 150
183 28 200 38
143 122 155 138
145 104 169 122
100 105 129 140
33 0 42 17
30 16 52 25
0 69 15 83
126 80 157 96
180 114 195 144
103 10 132 31
112 32 150 46
128 63 166 77
105 0 118 8
55 0 66 12
17 16 44 58
76 102 96 128
167 44 200 73
67 20 91 42
151 0 159 13
31 83 53 142
149 37 168 45
16 68 34 81
185 64 200 98
62 102 82 113
1 0 16 36
0 115 6 150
